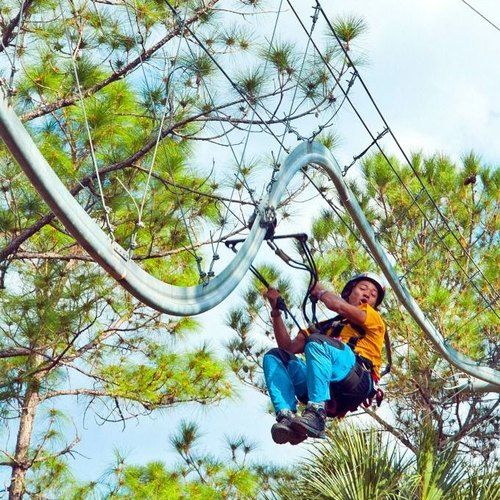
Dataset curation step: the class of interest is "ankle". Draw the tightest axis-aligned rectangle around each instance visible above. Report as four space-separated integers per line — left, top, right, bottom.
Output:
276 409 295 419
305 402 326 419
307 402 325 411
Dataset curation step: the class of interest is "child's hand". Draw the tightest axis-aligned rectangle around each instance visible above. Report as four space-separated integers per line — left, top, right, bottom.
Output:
264 287 281 310
311 282 326 299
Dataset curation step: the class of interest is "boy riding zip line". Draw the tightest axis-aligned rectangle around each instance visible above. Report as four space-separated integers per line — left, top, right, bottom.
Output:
263 272 386 445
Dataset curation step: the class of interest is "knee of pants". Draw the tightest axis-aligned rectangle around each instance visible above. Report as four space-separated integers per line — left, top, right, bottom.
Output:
304 340 327 359
263 347 295 368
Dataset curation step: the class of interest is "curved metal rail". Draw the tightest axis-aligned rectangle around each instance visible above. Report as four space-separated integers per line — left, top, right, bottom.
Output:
1 92 498 391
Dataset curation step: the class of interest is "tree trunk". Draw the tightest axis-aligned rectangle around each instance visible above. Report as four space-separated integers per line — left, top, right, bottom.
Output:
8 374 41 500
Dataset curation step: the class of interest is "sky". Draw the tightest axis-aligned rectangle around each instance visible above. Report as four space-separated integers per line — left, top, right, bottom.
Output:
2 0 500 489
280 0 500 176
334 0 500 166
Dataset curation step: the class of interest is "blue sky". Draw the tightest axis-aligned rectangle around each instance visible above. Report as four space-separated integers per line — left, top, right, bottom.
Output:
2 0 500 488
339 0 500 166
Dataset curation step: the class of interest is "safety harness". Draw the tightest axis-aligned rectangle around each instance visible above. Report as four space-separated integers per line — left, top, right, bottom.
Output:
307 316 387 418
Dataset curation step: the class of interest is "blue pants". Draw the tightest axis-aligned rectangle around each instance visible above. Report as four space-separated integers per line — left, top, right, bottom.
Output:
263 338 356 413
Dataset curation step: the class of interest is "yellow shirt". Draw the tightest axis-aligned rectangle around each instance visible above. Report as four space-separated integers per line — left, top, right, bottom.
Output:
340 303 386 379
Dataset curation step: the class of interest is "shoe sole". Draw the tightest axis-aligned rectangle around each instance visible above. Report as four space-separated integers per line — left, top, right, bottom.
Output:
271 423 307 445
290 420 325 439
288 434 308 445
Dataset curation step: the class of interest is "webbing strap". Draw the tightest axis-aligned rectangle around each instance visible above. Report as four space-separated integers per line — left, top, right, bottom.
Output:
380 329 392 377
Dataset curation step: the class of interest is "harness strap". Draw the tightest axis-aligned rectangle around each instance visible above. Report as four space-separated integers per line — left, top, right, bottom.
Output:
380 329 392 377
332 361 365 393
311 316 343 337
305 329 385 419
347 323 367 350
306 332 346 350
331 357 373 396
313 314 366 341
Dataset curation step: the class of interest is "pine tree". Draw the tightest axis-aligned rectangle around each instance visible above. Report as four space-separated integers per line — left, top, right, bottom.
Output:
0 1 362 497
71 420 293 499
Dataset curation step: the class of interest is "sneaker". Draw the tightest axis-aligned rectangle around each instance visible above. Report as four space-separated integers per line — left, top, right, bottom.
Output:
290 403 326 438
271 410 307 445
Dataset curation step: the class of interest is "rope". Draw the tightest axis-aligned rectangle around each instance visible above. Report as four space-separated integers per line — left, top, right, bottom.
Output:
163 4 263 282
125 0 174 249
58 0 115 237
158 3 207 282
280 1 498 322
225 237 303 331
275 1 320 161
239 0 286 166
161 0 332 283
302 168 371 254
342 128 389 176
266 234 319 324
163 0 291 154
459 0 500 33
3 0 28 94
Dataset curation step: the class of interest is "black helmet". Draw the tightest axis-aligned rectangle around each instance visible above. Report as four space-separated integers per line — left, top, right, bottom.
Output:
341 272 386 307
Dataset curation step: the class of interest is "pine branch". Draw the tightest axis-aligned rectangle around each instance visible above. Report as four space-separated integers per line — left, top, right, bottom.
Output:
32 435 81 464
448 398 500 446
0 134 309 262
0 347 32 359
20 0 221 121
40 388 111 400
0 448 16 467
364 407 417 453
0 213 55 262
0 0 36 52
9 225 246 262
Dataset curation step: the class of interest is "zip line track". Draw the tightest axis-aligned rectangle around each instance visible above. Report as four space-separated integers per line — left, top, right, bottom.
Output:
0 91 498 393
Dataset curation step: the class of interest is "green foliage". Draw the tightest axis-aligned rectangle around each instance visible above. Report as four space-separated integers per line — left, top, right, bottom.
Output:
319 152 498 461
0 254 234 497
317 131 342 152
224 261 302 393
461 463 500 500
236 67 266 99
261 40 298 77
330 15 368 47
276 423 409 499
28 456 78 499
1 0 369 290
72 420 292 499
275 423 499 500
100 345 231 407
3 0 496 496
414 424 466 499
